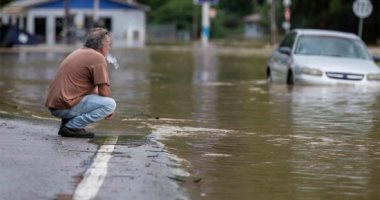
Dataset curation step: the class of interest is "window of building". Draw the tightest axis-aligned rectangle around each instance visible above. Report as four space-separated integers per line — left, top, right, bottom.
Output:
34 17 46 43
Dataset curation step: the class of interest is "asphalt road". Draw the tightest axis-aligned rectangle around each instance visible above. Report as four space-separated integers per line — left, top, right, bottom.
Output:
0 118 187 200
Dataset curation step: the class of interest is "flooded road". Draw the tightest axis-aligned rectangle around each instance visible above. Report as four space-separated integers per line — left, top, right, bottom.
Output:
1 45 380 200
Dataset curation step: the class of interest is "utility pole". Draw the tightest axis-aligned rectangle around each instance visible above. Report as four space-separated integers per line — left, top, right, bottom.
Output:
270 0 277 45
194 0 218 47
201 2 210 46
192 4 198 39
282 0 291 34
63 0 69 44
93 0 99 26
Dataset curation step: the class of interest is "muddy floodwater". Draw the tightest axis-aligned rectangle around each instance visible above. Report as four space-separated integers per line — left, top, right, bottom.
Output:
1 45 380 200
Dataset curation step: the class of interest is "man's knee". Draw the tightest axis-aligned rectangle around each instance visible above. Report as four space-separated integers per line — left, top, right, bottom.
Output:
104 97 116 113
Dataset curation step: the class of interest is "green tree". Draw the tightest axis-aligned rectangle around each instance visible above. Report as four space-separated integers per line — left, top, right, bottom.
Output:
218 0 255 17
139 0 261 38
138 0 379 42
211 0 255 38
0 0 13 8
290 0 379 42
140 0 193 30
154 0 193 30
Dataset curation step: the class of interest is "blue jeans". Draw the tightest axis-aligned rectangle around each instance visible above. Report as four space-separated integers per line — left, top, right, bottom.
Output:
49 95 116 129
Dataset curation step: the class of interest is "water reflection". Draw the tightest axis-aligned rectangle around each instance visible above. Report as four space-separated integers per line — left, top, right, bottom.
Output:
269 85 380 199
192 44 219 121
193 44 219 85
289 86 379 134
0 52 63 119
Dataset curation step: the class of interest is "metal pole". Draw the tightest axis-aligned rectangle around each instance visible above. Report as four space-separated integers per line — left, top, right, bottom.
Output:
63 0 69 44
201 2 210 46
192 4 198 39
93 0 99 26
270 0 277 45
283 0 291 34
358 18 363 38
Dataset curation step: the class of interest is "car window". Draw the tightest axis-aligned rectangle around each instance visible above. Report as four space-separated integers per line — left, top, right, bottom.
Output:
279 32 296 49
294 35 371 60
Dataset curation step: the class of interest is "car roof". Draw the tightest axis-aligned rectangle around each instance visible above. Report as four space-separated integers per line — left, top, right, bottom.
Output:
292 29 360 40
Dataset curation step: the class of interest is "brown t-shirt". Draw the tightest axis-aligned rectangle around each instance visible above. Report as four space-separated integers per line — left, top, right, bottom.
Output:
45 48 110 109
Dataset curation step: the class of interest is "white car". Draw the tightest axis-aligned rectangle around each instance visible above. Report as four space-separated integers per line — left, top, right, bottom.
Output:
267 29 380 86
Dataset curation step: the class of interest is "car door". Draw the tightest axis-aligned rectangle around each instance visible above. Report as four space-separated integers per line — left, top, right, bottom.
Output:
271 32 296 83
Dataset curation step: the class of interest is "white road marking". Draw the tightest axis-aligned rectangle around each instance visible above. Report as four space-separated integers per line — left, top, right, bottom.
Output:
73 136 118 200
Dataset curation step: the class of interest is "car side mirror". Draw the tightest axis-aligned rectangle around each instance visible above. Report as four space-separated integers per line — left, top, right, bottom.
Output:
373 55 380 62
279 47 292 56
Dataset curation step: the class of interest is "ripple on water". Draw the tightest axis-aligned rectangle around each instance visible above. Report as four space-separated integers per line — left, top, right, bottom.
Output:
147 124 237 140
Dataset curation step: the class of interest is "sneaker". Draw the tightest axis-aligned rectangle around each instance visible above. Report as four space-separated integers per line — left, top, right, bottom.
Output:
58 126 95 138
59 118 70 130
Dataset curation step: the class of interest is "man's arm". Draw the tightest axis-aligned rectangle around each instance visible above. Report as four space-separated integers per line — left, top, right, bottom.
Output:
98 84 115 120
98 84 112 97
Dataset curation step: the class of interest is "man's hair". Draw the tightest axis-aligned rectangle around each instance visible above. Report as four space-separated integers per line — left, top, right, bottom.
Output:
83 28 109 50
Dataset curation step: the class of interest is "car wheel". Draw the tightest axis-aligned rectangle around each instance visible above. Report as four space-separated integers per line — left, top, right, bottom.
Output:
287 70 294 85
266 67 272 83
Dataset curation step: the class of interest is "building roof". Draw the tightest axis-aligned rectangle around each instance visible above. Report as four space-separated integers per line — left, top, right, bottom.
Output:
1 0 149 15
1 0 51 14
244 13 262 23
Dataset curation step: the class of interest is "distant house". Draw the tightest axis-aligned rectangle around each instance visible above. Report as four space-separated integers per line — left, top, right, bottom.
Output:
244 13 265 39
0 0 148 47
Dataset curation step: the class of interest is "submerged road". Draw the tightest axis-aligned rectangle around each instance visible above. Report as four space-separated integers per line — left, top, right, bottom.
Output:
0 118 187 200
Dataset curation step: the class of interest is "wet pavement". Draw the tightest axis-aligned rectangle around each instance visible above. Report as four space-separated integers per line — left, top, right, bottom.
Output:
0 118 187 200
0 119 97 200
0 44 380 199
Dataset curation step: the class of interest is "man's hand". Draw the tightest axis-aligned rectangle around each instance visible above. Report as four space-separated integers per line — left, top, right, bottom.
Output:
93 86 99 94
98 84 114 120
105 112 115 120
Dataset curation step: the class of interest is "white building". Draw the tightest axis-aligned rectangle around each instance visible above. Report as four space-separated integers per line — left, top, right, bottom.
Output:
244 13 265 39
0 0 148 47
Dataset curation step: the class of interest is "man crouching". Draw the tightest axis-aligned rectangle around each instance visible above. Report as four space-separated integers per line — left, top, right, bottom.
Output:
45 28 116 138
